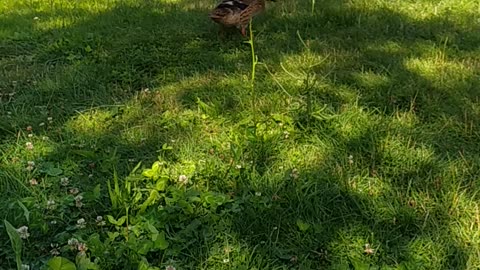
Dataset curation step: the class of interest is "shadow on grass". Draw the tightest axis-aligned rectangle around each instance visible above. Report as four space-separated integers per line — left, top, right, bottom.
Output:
1 0 479 268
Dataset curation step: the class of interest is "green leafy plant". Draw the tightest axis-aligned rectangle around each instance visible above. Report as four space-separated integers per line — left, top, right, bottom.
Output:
4 220 23 270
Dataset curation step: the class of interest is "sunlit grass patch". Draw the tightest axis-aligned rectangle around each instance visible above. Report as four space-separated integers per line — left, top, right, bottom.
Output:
404 57 476 91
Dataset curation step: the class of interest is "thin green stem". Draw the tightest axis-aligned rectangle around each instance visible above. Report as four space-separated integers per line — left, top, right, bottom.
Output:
248 19 257 137
247 19 259 169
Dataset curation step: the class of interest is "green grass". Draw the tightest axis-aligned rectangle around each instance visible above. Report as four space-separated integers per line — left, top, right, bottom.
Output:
1 0 480 269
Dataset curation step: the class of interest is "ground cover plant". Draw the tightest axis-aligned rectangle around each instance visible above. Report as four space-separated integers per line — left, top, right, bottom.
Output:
1 0 480 269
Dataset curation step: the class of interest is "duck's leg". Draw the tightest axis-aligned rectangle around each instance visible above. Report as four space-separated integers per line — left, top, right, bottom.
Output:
218 25 226 38
240 25 247 37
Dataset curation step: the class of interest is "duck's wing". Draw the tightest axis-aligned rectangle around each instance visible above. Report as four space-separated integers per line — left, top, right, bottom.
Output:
209 0 250 25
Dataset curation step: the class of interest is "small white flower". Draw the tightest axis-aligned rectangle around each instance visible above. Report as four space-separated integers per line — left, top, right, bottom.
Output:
165 266 176 270
21 264 30 270
50 220 57 225
95 216 106 226
50 248 60 256
75 195 83 208
69 188 79 195
26 161 35 171
29 178 38 186
348 155 354 165
16 226 30 239
364 243 375 255
47 117 53 122
42 136 49 141
223 258 229 263
88 174 93 178
28 133 33 138
76 218 86 229
60 177 69 186
255 191 262 197
77 242 88 255
47 199 56 210
33 16 39 20
290 168 299 179
283 131 290 139
178 175 188 185
235 165 242 169
68 238 79 248
50 243 60 256
39 122 45 126
25 142 33 150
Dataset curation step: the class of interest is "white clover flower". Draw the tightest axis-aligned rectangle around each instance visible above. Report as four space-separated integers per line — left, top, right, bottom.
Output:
95 216 106 226
26 161 35 171
75 201 83 208
16 226 30 239
60 177 69 186
290 168 299 179
74 195 83 208
47 199 56 210
178 175 188 185
25 142 33 150
77 242 88 255
50 244 60 256
68 238 79 248
76 218 86 229
69 188 79 195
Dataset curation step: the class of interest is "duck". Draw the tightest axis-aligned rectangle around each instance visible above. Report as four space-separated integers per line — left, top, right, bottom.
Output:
209 0 275 37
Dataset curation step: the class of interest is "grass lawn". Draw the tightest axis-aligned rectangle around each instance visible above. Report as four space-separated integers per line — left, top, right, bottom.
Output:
1 0 480 269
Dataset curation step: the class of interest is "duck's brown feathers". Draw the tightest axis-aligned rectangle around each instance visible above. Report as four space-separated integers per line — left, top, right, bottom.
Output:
209 0 270 36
